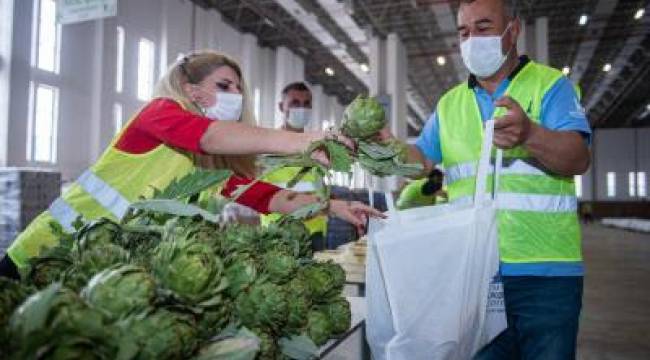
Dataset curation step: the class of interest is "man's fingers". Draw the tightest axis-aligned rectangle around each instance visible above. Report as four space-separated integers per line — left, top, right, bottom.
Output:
493 114 515 129
493 134 514 149
494 95 517 109
351 202 387 219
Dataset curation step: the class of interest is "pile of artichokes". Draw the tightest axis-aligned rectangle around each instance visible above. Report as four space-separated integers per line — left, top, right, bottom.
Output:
0 172 351 360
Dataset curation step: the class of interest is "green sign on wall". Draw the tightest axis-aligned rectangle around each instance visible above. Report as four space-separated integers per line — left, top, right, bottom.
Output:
57 0 117 25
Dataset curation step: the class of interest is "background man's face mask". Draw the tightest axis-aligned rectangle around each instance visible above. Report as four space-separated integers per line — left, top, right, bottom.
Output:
203 92 243 121
460 22 513 79
286 108 312 129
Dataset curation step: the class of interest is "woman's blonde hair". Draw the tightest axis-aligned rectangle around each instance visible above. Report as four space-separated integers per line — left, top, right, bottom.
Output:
154 50 257 178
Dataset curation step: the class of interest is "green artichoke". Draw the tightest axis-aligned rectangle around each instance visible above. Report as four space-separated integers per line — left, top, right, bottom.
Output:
152 238 227 306
65 243 130 291
115 309 198 360
235 282 288 333
320 298 351 335
25 255 73 288
224 256 258 298
284 294 310 335
197 301 232 339
81 265 155 320
0 278 35 349
341 95 386 139
76 219 122 250
303 309 332 346
262 251 297 284
261 220 311 258
251 329 279 360
300 261 346 303
192 327 260 360
162 216 221 249
8 283 113 359
220 224 259 256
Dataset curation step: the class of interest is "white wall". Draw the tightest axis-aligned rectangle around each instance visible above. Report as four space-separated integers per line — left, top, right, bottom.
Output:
1 0 344 181
582 128 650 202
0 0 14 166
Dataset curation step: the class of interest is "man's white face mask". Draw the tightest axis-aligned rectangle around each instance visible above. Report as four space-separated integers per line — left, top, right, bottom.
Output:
286 108 312 129
203 92 243 121
460 22 513 79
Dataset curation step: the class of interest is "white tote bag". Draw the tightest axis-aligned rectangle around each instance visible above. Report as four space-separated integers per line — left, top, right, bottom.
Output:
366 120 507 360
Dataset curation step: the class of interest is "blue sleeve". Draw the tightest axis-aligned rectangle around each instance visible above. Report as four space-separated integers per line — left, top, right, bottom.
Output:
540 76 592 144
415 110 442 163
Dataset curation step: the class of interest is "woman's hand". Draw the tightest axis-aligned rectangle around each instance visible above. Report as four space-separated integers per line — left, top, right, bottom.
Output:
328 199 386 236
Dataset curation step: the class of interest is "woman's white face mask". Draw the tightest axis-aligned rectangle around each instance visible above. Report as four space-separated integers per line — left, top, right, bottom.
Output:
203 92 243 121
460 22 513 79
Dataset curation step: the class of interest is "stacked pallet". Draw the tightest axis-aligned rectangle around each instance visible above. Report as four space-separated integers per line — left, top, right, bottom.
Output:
0 168 61 255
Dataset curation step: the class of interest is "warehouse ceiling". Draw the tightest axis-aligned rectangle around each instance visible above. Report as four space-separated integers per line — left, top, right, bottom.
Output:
193 0 650 133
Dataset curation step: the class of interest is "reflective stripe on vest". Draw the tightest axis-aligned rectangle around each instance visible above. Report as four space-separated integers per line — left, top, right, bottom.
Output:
48 170 131 231
453 193 577 212
446 158 548 184
77 170 131 219
48 198 80 232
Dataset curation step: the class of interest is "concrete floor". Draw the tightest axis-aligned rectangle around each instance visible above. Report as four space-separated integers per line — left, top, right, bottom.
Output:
577 224 650 360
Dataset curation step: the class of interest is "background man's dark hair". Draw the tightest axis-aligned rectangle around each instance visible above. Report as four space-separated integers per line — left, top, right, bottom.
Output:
422 169 444 196
281 82 311 97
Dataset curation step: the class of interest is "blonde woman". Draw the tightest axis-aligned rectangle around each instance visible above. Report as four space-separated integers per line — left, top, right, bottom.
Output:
0 50 381 278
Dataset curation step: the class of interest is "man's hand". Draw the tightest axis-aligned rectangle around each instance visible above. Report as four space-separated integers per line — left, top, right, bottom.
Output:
328 199 386 236
493 96 535 149
376 127 396 142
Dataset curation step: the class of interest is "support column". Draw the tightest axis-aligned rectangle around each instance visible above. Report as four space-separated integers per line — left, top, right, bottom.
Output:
517 17 549 64
386 33 408 141
309 84 325 131
534 17 549 65
369 36 386 96
368 34 408 191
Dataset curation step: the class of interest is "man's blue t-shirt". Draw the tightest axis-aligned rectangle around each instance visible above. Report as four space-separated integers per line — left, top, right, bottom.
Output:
415 62 592 277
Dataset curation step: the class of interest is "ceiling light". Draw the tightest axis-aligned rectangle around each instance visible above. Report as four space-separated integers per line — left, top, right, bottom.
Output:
562 66 570 75
325 67 335 76
360 63 369 73
646 103 650 111
578 14 589 26
602 63 612 72
436 56 446 66
634 8 645 20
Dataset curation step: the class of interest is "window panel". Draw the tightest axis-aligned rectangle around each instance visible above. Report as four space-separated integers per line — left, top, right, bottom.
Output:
638 172 647 197
28 83 58 163
137 38 155 101
606 172 616 198
628 171 636 197
36 0 60 73
116 26 125 93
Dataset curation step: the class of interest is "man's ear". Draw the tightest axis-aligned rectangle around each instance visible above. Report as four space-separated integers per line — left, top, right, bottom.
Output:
510 17 521 43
